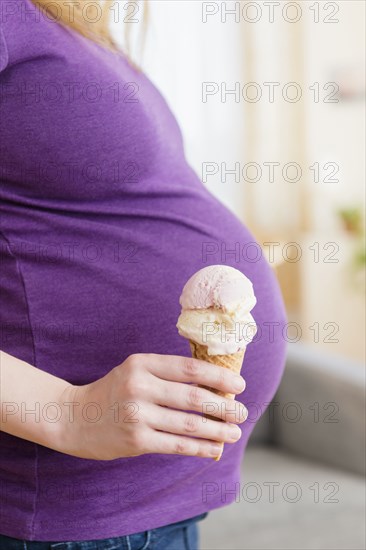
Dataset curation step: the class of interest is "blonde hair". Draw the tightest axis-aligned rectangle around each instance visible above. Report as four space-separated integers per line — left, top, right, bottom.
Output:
30 0 148 68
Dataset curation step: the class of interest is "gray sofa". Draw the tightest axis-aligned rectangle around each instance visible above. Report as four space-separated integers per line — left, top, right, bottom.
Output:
252 342 365 476
201 343 366 550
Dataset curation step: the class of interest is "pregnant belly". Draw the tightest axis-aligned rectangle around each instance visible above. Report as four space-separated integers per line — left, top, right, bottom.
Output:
5 193 287 414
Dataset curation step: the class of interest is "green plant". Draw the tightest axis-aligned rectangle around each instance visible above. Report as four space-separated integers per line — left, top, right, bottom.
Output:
338 207 363 235
354 242 366 267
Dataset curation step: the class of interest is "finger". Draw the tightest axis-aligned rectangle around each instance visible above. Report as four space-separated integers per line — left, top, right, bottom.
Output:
142 428 226 458
151 379 248 424
147 404 242 444
144 354 246 396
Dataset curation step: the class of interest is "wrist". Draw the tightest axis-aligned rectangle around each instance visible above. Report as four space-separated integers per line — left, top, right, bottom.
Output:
52 383 83 457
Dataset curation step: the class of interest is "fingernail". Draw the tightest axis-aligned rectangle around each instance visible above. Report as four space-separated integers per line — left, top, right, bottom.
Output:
240 405 248 422
210 444 223 457
233 376 245 392
229 425 242 441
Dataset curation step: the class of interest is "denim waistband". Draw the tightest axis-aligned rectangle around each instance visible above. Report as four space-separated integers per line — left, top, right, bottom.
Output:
0 512 209 549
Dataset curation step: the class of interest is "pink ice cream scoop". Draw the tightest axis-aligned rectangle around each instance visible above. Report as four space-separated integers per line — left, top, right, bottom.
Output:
177 265 257 355
179 264 256 312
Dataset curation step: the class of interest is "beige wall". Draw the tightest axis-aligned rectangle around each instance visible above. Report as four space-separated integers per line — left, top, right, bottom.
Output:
121 1 365 363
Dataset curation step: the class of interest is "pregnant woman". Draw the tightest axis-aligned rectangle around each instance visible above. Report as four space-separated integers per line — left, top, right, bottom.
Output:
0 1 287 548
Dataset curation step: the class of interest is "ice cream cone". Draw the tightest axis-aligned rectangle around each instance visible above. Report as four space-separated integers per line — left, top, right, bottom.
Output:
176 265 256 463
189 340 245 461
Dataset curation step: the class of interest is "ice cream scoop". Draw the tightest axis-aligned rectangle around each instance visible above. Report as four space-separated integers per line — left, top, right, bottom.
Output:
176 265 257 461
177 265 257 355
179 264 256 312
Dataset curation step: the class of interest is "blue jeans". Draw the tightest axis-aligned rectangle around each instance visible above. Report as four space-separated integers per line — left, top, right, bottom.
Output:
0 512 208 549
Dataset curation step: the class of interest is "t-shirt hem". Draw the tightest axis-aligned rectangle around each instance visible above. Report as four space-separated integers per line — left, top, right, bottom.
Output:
0 496 235 542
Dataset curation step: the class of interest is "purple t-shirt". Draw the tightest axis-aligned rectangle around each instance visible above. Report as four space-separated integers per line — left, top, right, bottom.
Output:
0 0 287 542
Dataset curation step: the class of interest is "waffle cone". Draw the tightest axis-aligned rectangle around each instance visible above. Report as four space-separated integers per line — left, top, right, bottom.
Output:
189 341 245 461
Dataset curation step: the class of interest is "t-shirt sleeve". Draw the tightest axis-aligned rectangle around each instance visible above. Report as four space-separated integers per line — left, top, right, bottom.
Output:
0 25 9 73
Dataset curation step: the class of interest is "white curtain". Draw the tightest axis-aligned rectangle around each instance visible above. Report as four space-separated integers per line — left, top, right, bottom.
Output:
131 0 307 232
117 0 364 235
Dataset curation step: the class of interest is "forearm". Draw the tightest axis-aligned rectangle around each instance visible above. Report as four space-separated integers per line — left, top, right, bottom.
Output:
0 350 74 452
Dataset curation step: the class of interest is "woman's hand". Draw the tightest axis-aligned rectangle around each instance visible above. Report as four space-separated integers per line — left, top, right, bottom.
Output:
60 354 248 460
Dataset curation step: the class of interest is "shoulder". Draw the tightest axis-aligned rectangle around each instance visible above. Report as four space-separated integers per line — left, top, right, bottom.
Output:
0 0 57 74
0 0 40 32
0 22 8 72
0 0 36 72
